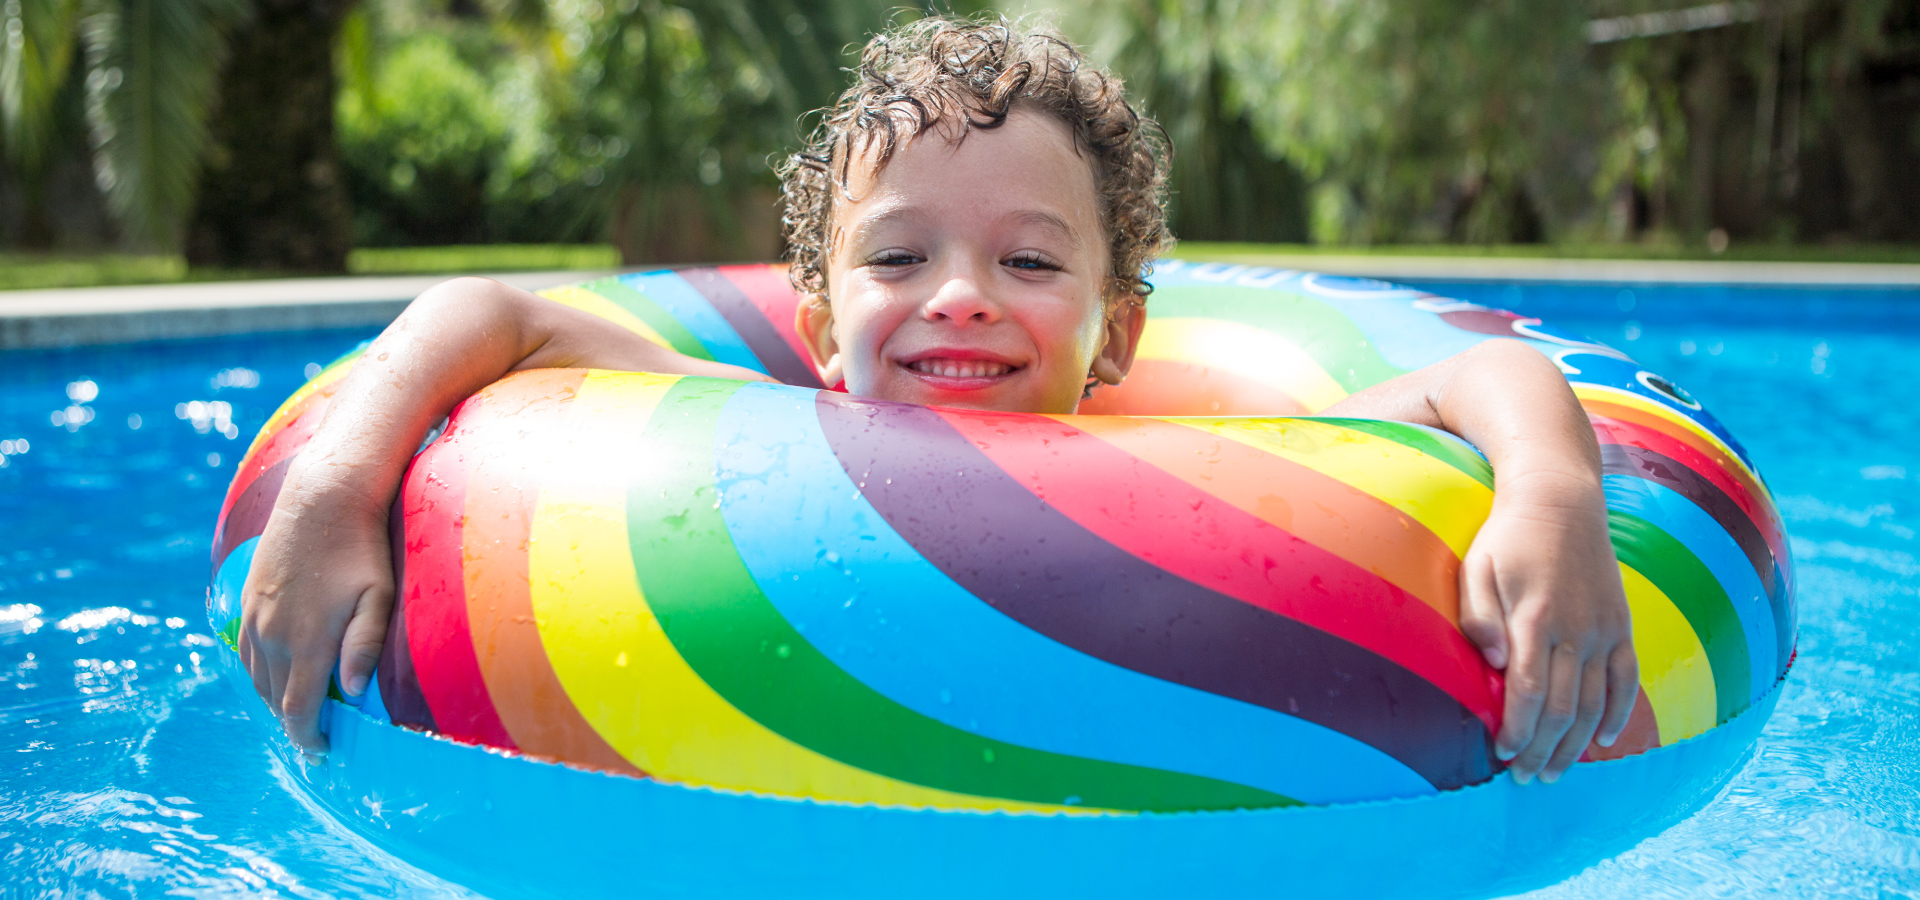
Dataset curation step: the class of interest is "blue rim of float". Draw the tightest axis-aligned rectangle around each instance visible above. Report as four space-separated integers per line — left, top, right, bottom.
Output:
259 659 1784 900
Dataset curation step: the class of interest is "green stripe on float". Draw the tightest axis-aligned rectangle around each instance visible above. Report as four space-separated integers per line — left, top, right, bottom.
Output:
1608 510 1751 724
1148 285 1405 392
578 277 714 360
1307 417 1495 490
625 377 1294 812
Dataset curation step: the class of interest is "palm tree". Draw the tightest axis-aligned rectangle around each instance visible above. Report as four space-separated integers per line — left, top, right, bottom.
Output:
184 0 356 271
1 0 245 249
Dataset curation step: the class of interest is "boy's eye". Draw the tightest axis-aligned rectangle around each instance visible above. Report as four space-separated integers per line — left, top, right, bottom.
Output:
869 251 923 267
1004 252 1062 271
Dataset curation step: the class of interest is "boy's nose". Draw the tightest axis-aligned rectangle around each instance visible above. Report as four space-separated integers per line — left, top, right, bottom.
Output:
921 266 1004 324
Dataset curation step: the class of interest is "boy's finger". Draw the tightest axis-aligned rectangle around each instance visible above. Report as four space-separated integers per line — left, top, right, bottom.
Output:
279 655 333 754
1597 642 1640 746
262 641 291 720
239 628 273 707
1509 644 1581 783
1540 655 1608 782
338 585 394 698
1457 555 1509 669
1495 631 1550 764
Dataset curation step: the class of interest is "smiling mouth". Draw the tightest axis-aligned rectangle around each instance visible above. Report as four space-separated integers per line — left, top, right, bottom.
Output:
906 358 1016 379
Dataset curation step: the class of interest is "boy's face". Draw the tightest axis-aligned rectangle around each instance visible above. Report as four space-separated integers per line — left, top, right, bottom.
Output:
798 108 1143 414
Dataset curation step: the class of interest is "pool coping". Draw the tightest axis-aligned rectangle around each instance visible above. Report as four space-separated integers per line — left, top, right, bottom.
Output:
4 257 1917 349
0 270 611 349
1168 254 1920 287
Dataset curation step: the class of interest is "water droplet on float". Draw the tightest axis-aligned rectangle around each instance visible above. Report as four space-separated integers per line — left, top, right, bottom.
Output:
615 651 628 667
981 748 995 764
775 643 791 658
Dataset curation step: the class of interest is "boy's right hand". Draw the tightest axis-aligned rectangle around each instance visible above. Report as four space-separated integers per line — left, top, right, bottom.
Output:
230 276 779 755
238 469 396 756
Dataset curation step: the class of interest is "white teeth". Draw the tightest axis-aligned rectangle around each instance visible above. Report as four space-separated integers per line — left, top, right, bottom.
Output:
910 359 1011 378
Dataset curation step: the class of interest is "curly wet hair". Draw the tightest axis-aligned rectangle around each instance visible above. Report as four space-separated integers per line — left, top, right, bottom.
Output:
777 14 1171 303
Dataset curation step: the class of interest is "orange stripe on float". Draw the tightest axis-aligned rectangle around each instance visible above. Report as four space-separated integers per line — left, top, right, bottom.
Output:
457 368 646 776
1136 318 1350 412
1065 415 1463 623
1582 685 1661 762
1079 358 1311 417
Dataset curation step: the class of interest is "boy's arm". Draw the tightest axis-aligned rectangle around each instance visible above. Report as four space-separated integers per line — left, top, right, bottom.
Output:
241 277 770 755
1320 339 1638 784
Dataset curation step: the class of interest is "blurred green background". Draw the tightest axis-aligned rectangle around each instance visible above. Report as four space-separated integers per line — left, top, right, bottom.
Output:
1 0 1915 287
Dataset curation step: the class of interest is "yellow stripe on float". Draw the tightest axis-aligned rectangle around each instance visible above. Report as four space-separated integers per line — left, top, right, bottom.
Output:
1136 318 1351 413
528 372 1075 813
538 284 675 349
1175 417 1493 557
1619 562 1717 744
245 356 356 459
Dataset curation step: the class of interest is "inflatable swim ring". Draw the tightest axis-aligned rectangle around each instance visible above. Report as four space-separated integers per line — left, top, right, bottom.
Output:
208 261 1794 898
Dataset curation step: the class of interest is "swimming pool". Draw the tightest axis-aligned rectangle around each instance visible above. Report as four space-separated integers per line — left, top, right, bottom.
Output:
2 279 1916 897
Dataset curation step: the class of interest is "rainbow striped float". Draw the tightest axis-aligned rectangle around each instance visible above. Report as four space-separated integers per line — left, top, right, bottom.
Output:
208 262 1792 898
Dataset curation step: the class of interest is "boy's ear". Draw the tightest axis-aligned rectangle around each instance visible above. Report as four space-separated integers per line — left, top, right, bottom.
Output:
1089 299 1147 386
794 293 844 387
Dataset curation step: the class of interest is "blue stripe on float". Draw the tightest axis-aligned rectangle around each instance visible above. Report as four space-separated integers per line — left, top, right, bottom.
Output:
210 535 255 634
1603 473 1777 701
711 381 1433 805
617 270 768 373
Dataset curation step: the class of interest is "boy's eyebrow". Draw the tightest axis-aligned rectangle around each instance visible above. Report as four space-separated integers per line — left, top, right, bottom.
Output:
847 206 1086 251
1005 209 1084 250
846 206 927 249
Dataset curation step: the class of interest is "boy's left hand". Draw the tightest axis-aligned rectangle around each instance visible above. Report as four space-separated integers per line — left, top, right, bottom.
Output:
1457 474 1639 784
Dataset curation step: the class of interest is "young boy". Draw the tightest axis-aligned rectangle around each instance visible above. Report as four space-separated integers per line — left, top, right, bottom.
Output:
241 16 1636 787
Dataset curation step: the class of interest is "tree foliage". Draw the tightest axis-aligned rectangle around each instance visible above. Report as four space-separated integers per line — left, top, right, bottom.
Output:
3 0 1917 255
1052 0 1308 244
1216 0 1601 244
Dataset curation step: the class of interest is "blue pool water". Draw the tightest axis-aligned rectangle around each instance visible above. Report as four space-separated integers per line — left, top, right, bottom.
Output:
2 281 1918 897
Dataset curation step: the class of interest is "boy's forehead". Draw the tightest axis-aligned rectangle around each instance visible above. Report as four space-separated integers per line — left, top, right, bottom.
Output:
833 109 1099 225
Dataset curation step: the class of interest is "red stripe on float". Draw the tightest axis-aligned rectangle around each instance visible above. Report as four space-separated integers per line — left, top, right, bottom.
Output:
935 410 1502 733
1589 414 1787 567
399 391 517 750
213 389 332 552
717 264 817 379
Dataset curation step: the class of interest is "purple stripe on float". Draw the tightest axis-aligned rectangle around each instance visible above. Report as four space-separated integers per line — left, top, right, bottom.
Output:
680 267 825 389
1601 442 1791 669
813 392 1497 791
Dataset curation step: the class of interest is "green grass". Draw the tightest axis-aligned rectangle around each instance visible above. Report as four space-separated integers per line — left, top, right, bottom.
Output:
0 253 188 291
0 244 622 292
1175 241 1920 265
345 244 621 275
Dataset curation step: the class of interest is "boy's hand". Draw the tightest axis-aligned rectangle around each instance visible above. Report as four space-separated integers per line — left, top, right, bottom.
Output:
229 277 779 755
1319 339 1641 786
238 470 395 756
1458 473 1639 784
